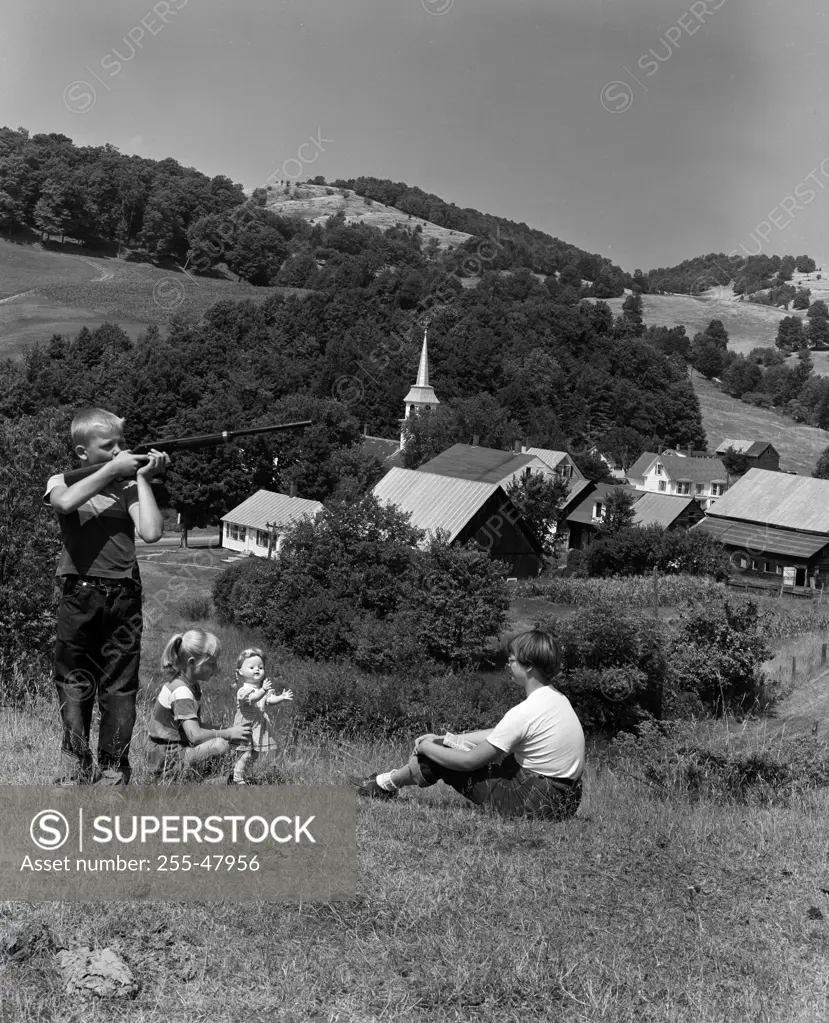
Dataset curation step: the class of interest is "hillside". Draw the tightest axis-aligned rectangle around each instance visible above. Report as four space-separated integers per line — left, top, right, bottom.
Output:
0 240 308 361
691 369 828 474
256 182 473 251
604 272 829 378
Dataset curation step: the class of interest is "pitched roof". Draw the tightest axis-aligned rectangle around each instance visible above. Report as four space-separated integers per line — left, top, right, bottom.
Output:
373 467 502 542
626 451 660 480
523 447 575 472
694 517 829 558
560 478 593 512
566 485 641 526
360 435 403 464
716 439 776 457
657 453 728 483
705 468 829 534
417 443 538 484
631 493 696 528
220 490 323 530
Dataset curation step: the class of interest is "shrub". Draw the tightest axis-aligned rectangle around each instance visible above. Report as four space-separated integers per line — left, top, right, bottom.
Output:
613 720 829 804
177 594 213 620
0 409 72 704
212 501 509 668
666 596 775 714
582 525 731 579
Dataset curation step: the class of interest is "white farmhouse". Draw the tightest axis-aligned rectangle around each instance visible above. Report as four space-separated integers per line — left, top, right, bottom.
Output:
220 489 323 558
625 451 728 510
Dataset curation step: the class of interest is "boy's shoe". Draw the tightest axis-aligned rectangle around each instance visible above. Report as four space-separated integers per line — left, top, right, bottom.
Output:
94 768 129 786
352 774 398 800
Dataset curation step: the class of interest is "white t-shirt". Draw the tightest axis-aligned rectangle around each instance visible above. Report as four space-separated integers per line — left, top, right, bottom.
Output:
487 686 585 780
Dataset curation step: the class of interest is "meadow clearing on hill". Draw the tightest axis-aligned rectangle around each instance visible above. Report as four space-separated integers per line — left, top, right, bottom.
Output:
3 554 829 1020
604 272 829 376
690 370 829 474
260 182 474 251
0 239 307 361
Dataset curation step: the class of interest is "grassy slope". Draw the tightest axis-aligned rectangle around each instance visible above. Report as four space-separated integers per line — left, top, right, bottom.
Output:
260 182 474 251
0 240 307 361
690 370 829 474
2 553 829 1020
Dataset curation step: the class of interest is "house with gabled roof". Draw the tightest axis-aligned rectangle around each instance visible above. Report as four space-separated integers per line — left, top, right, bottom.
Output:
565 486 704 549
626 451 728 510
417 443 566 490
521 447 583 481
372 467 544 578
714 439 780 472
220 489 324 558
693 468 829 589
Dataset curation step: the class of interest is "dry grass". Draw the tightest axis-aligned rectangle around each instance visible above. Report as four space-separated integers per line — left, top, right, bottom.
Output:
3 555 829 1020
690 370 829 474
0 239 311 361
260 182 473 251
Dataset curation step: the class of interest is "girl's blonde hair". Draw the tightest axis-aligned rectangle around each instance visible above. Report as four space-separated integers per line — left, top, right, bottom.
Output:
235 647 265 677
161 630 221 674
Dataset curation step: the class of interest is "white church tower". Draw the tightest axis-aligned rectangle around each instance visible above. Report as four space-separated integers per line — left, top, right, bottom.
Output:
400 326 440 448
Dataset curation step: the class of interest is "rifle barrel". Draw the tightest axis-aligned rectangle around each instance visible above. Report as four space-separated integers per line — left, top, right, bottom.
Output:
59 420 313 487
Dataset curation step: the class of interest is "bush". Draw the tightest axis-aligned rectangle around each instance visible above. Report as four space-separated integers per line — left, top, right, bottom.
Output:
212 500 509 669
582 525 731 579
177 594 213 620
0 409 72 704
666 596 775 714
613 720 829 804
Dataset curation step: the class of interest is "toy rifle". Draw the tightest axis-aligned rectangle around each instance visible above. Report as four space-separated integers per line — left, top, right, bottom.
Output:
61 420 313 487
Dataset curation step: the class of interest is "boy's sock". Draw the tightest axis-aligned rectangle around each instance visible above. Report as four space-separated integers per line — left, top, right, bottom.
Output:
380 764 418 790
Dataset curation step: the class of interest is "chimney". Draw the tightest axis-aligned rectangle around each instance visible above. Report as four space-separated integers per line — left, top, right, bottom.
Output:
472 434 479 447
289 482 297 498
363 422 368 436
687 443 692 457
513 440 521 454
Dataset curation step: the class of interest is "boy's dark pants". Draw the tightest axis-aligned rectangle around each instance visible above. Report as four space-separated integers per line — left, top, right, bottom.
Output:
414 752 582 821
54 577 143 780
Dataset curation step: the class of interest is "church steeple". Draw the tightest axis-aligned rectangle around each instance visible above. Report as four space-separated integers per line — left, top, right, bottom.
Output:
400 326 440 448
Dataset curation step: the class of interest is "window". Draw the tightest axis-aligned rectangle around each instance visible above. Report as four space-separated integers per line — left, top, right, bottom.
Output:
695 483 704 494
737 555 748 569
593 502 604 520
676 482 691 496
226 523 247 542
711 483 725 497
764 561 773 573
658 480 666 492
776 565 783 575
256 530 270 547
752 559 761 571
655 463 663 475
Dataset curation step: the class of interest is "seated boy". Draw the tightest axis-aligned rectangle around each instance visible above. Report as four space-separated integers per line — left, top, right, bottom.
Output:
354 629 585 821
44 408 169 785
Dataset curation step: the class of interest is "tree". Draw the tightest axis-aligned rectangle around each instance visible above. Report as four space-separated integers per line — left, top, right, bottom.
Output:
808 317 829 350
813 446 829 480
505 470 569 559
792 288 811 310
795 255 816 273
720 446 750 480
775 315 807 351
703 319 729 349
598 426 646 471
598 487 637 536
808 299 829 320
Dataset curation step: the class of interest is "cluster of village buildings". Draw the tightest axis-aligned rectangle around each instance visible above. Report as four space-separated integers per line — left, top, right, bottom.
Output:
220 333 829 591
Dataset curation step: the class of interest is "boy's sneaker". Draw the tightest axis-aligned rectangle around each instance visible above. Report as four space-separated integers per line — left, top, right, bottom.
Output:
352 774 398 800
94 768 129 786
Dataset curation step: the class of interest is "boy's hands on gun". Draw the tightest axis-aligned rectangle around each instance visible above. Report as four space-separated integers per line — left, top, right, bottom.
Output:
107 449 170 481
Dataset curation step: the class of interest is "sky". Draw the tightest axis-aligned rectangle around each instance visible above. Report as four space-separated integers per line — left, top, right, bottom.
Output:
3 0 829 272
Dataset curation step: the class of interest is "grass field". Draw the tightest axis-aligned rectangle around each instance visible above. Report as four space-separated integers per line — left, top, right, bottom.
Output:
691 370 829 474
0 240 309 362
2 552 829 1020
261 182 473 251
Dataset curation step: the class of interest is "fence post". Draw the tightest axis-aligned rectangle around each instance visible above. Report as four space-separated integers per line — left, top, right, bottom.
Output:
822 643 827 667
792 656 797 680
653 567 658 618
